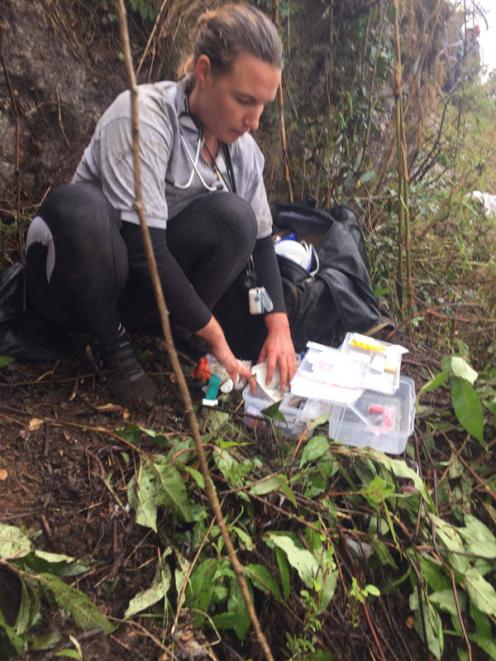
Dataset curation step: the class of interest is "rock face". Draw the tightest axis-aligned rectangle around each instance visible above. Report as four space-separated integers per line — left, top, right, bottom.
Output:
0 0 127 248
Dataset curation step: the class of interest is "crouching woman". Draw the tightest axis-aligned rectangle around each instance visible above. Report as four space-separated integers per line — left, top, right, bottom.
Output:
25 3 296 406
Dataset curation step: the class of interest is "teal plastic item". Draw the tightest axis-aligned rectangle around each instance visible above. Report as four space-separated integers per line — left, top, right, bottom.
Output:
203 373 222 406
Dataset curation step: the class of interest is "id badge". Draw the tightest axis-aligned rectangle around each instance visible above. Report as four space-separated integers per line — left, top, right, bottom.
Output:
248 287 274 315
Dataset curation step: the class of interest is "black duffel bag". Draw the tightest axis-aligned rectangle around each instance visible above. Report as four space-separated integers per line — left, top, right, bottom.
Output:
215 200 384 359
271 200 382 351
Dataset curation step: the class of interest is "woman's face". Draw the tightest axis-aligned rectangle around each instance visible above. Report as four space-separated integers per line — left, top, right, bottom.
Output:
192 51 281 144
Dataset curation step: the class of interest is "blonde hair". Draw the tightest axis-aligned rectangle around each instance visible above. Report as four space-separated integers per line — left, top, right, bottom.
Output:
178 3 283 79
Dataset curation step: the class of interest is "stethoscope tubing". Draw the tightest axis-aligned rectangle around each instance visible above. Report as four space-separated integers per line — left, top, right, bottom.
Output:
171 106 236 194
174 131 222 192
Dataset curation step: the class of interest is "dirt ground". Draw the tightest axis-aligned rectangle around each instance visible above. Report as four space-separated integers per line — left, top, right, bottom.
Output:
0 338 207 660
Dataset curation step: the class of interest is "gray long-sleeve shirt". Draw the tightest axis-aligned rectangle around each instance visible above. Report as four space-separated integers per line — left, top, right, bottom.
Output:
73 78 273 239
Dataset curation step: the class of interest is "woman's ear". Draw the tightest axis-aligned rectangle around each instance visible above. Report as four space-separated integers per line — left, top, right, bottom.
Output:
193 55 213 88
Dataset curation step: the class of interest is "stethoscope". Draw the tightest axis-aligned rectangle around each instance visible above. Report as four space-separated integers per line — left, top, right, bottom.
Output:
170 105 237 194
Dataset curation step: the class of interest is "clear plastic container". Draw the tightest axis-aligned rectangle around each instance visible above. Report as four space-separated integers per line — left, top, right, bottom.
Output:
242 386 331 438
328 376 416 454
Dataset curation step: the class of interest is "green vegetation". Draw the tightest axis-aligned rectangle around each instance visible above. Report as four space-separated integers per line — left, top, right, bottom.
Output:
0 524 114 657
0 0 495 658
2 389 494 658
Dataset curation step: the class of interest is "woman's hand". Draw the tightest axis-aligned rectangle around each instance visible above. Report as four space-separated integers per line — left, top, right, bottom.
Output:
258 312 297 390
197 316 255 389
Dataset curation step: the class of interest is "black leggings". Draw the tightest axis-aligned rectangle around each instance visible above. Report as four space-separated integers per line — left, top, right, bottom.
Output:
26 183 258 347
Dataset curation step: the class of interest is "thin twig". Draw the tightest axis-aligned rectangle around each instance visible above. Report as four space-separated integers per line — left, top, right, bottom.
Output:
445 437 496 501
114 3 274 659
0 23 24 268
450 569 472 661
137 0 170 76
355 1 388 174
273 0 293 202
171 513 218 635
391 0 413 320
362 600 387 661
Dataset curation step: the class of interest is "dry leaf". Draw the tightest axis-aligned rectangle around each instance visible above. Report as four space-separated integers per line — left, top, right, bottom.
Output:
28 418 44 431
0 468 8 481
96 403 122 413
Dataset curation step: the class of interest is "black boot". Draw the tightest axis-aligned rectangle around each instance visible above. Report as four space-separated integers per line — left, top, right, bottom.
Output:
93 326 157 407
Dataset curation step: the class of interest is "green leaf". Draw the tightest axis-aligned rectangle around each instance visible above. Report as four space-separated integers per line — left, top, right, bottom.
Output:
417 556 450 592
186 559 218 623
450 357 478 384
0 524 32 559
154 458 193 522
307 413 330 430
233 526 253 551
265 533 319 589
278 483 297 507
420 370 449 393
316 569 338 613
125 550 171 618
471 634 496 660
359 169 376 184
305 652 333 661
470 603 491 637
182 466 205 490
409 590 444 660
275 546 290 600
0 608 26 654
214 576 252 640
206 410 230 432
245 564 282 602
129 457 192 531
365 450 433 508
430 515 470 573
33 551 76 564
117 425 143 444
249 474 287 496
451 377 485 444
38 574 115 634
55 649 81 660
213 611 240 634
0 356 14 369
365 584 380 597
430 589 466 616
371 540 397 568
173 548 191 606
30 629 63 651
22 552 87 578
15 579 41 635
300 435 330 468
362 475 396 507
459 515 496 558
227 578 251 639
213 447 249 488
463 569 496 616
117 424 171 445
261 400 286 423
212 612 243 631
128 465 157 531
